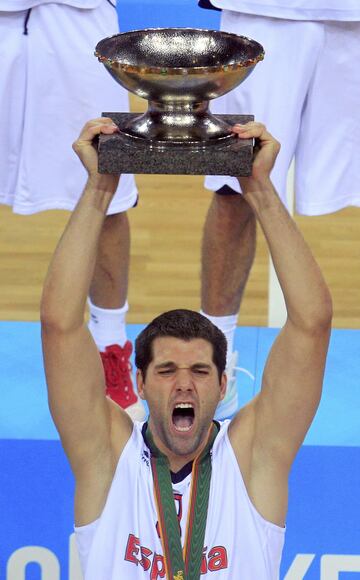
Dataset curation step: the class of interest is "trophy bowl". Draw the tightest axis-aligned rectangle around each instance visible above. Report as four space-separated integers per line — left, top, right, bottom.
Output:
95 28 264 147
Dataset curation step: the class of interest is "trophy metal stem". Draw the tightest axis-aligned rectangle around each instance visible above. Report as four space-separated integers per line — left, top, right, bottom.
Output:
120 100 235 147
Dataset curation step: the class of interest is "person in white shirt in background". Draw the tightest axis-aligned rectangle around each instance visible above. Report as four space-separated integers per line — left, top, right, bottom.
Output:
0 0 147 418
198 0 360 415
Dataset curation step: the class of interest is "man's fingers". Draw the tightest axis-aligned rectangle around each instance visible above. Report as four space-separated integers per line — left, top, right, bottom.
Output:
232 122 267 139
73 119 119 152
232 121 266 134
233 122 264 135
232 122 280 150
85 117 118 130
232 121 267 139
79 120 119 140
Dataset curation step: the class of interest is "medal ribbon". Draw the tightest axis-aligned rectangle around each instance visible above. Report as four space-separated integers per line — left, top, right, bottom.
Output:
146 422 218 580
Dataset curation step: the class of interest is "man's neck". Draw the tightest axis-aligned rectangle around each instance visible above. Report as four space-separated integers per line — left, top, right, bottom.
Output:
146 421 213 473
167 453 197 474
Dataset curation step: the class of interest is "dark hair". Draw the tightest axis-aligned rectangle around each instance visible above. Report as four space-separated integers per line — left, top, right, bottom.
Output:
135 309 227 380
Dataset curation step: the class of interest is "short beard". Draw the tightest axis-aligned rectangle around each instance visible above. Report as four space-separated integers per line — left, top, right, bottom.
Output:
151 413 212 459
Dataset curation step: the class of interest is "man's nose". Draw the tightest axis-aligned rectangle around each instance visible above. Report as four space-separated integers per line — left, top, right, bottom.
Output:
175 367 194 389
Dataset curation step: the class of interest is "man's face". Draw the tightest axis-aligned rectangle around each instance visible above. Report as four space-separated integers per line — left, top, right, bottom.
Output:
137 337 226 467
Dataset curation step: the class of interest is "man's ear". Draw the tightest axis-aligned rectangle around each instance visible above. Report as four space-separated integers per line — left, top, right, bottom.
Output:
136 369 146 400
219 372 227 402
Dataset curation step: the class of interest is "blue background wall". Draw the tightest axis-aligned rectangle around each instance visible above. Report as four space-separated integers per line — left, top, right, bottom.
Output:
117 0 221 32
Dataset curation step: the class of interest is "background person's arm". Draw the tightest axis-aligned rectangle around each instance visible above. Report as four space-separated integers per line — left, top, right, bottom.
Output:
41 119 133 525
228 123 332 525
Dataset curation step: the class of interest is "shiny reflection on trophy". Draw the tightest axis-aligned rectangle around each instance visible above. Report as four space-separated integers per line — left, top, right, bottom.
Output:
95 28 264 175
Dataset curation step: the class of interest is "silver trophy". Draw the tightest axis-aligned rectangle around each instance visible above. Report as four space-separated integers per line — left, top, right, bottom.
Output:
95 28 264 175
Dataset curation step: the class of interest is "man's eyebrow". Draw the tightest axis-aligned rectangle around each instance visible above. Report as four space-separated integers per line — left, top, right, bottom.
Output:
154 361 177 369
190 363 212 370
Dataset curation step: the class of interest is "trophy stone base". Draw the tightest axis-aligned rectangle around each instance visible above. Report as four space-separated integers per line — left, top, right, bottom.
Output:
98 113 254 176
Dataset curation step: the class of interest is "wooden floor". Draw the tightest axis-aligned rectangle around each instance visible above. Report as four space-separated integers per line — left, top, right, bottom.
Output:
1 96 359 328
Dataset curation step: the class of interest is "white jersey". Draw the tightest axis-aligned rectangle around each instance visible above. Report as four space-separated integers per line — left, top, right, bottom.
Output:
209 0 360 21
0 1 104 11
75 421 285 579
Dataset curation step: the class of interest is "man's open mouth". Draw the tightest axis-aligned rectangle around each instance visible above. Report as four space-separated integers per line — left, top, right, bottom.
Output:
172 403 195 432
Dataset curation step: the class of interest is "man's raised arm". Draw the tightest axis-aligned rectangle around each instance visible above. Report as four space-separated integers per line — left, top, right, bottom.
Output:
229 123 332 522
41 119 133 518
